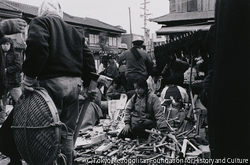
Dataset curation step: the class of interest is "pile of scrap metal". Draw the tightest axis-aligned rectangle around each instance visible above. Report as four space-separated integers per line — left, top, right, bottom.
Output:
74 125 210 164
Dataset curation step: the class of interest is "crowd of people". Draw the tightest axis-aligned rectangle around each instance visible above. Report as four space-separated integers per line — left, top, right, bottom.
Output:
0 1 209 164
1 0 243 164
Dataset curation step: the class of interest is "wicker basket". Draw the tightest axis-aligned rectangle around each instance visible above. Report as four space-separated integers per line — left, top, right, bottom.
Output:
12 88 62 165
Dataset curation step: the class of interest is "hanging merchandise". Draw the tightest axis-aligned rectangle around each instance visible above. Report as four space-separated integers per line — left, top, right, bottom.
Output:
153 30 209 77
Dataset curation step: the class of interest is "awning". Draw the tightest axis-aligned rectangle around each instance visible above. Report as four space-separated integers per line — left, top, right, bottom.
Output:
151 11 214 23
156 24 211 35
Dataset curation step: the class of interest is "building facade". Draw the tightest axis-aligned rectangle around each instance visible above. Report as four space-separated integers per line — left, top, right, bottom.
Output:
151 0 216 38
0 0 126 70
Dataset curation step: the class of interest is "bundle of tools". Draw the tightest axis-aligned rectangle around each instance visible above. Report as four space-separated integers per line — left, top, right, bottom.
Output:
74 123 210 164
75 103 210 164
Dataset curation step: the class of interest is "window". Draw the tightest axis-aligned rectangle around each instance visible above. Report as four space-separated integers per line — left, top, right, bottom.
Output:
113 37 117 46
108 37 117 46
89 34 99 45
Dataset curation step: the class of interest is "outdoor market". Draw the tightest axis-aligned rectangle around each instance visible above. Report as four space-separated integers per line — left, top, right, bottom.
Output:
0 0 249 165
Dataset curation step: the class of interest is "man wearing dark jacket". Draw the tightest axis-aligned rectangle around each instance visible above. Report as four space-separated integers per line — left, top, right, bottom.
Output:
119 37 154 91
21 0 96 164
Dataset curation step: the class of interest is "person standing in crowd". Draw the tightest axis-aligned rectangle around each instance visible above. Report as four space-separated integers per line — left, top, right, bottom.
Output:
0 18 27 165
21 0 96 164
0 37 22 124
119 37 154 92
118 77 167 140
0 19 26 125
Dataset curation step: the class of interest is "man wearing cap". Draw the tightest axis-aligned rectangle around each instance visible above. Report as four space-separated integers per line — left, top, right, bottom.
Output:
21 0 96 164
119 36 154 91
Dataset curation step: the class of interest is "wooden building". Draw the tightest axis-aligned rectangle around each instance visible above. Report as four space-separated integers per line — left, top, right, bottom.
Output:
0 0 126 69
150 0 216 39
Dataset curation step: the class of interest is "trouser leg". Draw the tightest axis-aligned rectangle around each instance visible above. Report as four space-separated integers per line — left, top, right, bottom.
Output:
0 92 7 123
39 77 81 165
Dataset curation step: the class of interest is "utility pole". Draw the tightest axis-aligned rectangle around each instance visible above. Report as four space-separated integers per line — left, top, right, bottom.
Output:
129 7 133 49
140 0 151 52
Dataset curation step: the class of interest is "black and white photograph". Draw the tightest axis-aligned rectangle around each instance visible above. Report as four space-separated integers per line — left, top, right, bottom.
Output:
0 0 249 164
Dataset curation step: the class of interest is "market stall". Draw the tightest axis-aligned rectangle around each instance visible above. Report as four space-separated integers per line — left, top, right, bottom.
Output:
73 92 210 164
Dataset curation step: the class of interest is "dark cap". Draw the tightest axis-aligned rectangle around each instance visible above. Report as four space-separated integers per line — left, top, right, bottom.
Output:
0 37 13 45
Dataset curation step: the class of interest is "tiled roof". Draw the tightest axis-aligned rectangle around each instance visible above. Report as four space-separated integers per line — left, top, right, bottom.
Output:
78 16 126 32
0 1 21 12
1 0 126 33
2 0 38 15
150 11 214 24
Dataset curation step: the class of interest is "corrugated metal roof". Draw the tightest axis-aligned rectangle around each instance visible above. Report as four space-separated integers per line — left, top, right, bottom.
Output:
1 0 126 33
151 11 214 23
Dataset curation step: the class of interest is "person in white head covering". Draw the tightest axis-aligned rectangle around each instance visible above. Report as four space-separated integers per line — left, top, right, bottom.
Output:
38 0 63 18
22 0 96 164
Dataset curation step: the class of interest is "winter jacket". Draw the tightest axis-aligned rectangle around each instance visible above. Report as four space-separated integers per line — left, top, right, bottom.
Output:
4 51 22 89
22 14 96 86
124 90 167 129
119 46 153 80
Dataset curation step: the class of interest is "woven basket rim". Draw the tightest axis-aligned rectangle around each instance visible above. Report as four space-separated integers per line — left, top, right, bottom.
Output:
12 87 61 165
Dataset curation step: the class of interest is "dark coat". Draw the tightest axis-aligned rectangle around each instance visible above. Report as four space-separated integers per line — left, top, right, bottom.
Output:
208 0 250 159
23 14 96 86
4 51 22 89
119 46 154 80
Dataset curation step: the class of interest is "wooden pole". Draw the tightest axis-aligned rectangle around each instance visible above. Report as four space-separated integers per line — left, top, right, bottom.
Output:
129 7 133 49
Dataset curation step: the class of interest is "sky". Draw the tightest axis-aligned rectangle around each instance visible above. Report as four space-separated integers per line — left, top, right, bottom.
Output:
10 0 169 36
